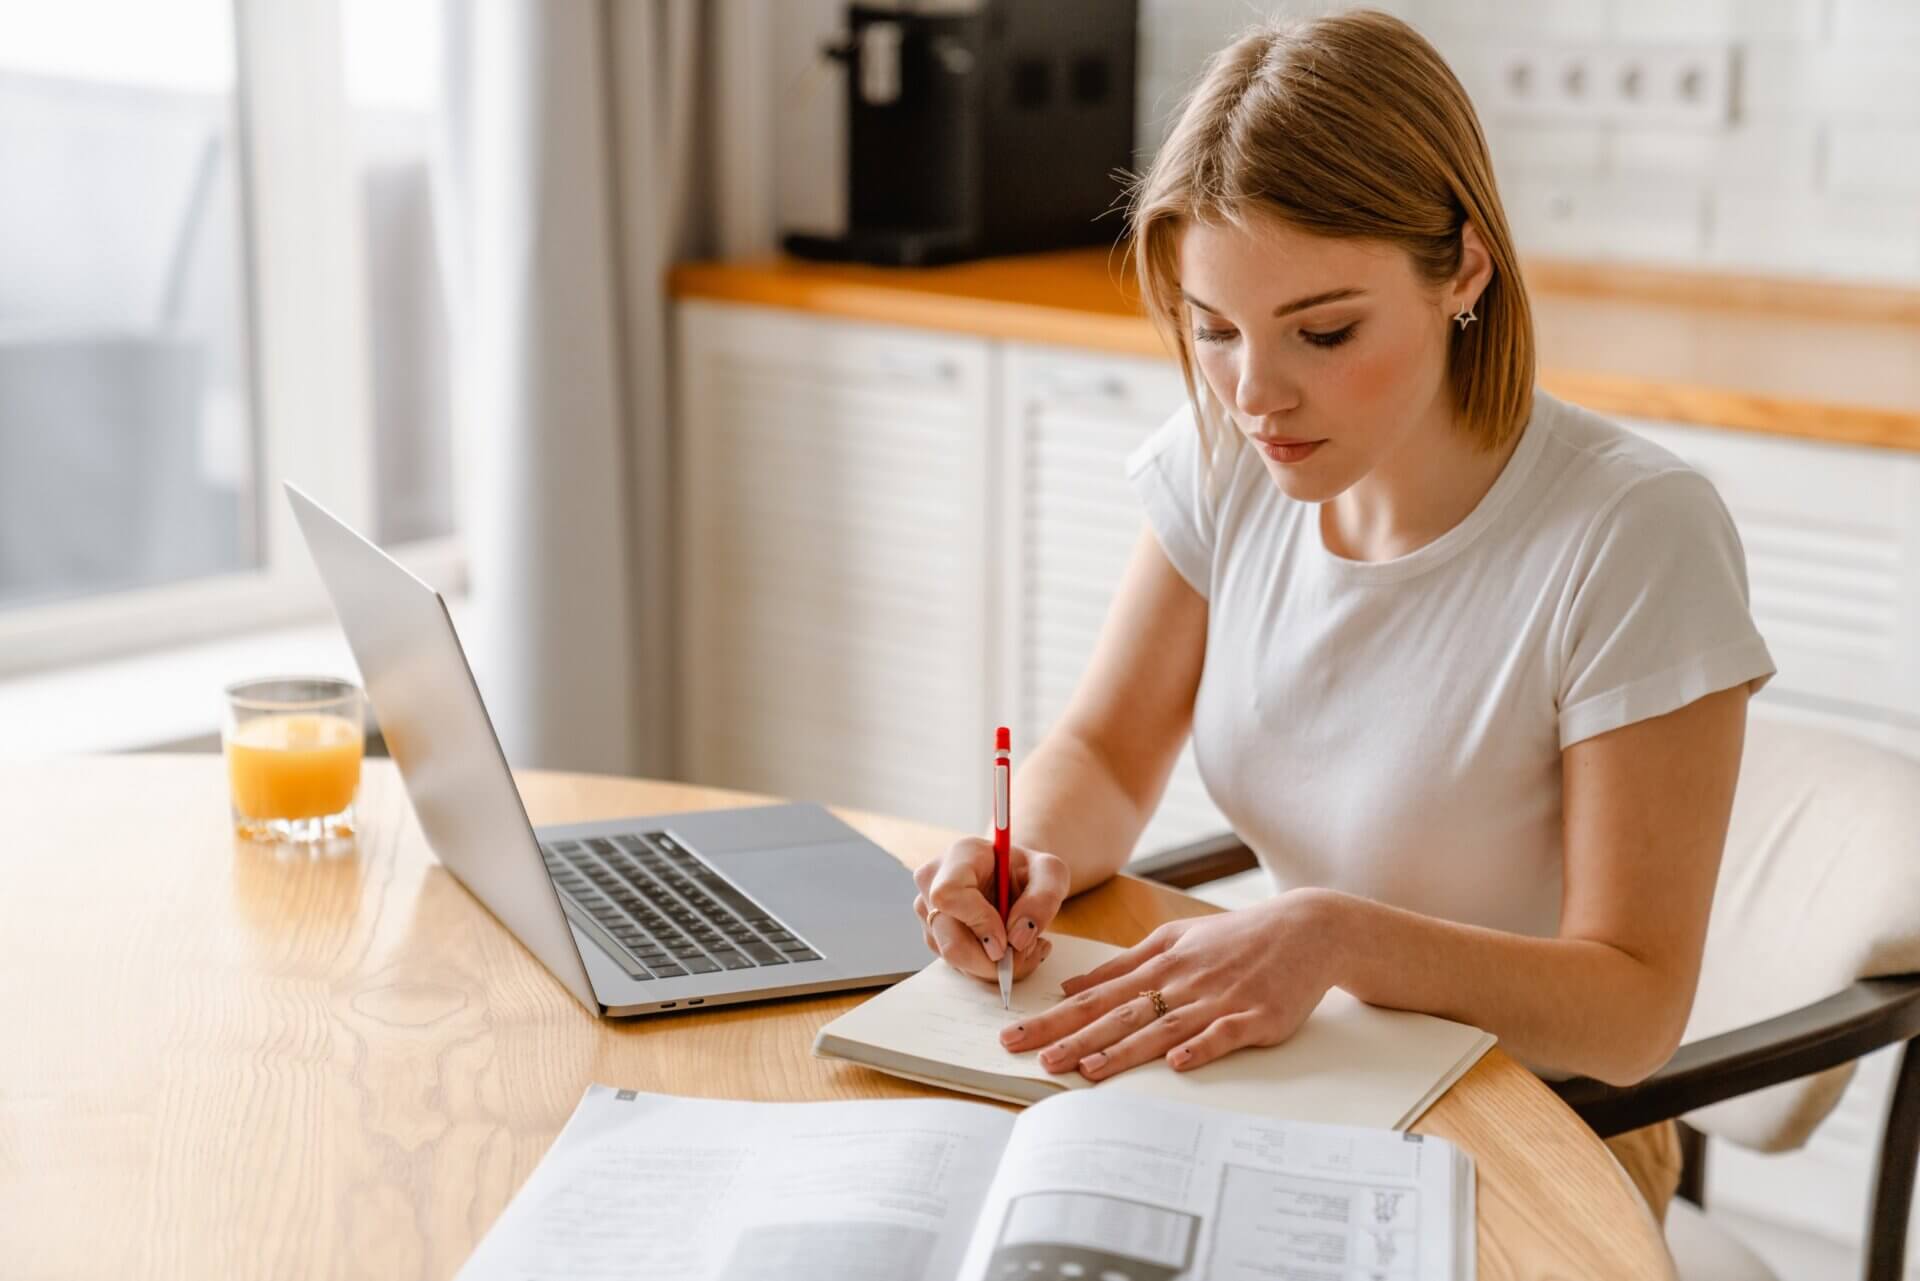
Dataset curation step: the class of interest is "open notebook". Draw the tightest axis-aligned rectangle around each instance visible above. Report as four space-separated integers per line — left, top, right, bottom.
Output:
814 932 1495 1130
459 1083 1476 1280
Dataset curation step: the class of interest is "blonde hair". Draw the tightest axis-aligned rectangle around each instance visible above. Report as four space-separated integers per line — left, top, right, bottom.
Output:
1123 9 1535 472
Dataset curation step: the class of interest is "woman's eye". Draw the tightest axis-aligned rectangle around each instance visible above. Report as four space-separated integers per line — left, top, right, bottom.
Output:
1192 327 1236 345
1303 323 1358 348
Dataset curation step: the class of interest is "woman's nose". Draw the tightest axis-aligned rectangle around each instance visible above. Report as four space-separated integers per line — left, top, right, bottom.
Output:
1234 348 1302 420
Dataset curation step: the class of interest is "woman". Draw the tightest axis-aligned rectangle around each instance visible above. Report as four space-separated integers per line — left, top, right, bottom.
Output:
909 9 1775 1225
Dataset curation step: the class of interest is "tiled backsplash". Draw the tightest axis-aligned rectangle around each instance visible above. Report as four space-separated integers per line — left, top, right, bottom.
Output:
774 0 1920 285
1138 0 1920 283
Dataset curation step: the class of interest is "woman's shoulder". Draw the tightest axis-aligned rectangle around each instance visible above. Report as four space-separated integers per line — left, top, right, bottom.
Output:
1526 391 1739 566
1529 391 1725 524
1532 392 1695 486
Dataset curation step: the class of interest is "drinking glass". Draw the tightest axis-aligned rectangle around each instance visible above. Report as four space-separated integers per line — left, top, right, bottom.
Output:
223 675 364 845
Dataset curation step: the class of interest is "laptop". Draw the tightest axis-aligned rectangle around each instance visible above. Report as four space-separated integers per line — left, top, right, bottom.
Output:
286 484 930 1017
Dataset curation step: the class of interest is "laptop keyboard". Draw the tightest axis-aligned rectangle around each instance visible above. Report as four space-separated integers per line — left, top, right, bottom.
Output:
540 831 822 981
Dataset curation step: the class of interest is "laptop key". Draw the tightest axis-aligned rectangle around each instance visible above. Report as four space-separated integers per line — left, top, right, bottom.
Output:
680 956 721 974
687 870 768 920
713 950 754 970
740 942 788 966
647 964 687 978
784 949 821 962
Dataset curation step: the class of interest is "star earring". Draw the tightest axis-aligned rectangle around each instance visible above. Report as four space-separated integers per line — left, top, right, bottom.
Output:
1452 304 1477 330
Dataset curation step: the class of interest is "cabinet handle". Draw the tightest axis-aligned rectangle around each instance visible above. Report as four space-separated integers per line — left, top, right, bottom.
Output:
876 351 962 386
1040 375 1131 405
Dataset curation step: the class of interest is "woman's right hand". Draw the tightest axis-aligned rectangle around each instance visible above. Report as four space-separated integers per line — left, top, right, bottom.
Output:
912 837 1071 984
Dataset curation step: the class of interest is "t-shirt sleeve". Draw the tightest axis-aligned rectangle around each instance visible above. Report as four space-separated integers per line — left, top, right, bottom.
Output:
1125 405 1218 599
1557 468 1777 749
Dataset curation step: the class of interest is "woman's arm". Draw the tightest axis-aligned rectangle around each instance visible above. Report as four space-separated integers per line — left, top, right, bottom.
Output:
1010 523 1209 897
912 523 1207 980
1324 681 1748 1084
1001 682 1750 1088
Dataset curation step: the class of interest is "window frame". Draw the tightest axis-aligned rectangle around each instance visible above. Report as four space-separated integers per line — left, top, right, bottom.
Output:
0 0 462 679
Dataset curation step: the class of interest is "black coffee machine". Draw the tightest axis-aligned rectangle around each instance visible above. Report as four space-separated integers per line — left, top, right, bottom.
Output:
783 0 1139 267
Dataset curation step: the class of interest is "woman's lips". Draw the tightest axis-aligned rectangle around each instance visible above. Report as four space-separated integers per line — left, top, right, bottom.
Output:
1257 438 1324 463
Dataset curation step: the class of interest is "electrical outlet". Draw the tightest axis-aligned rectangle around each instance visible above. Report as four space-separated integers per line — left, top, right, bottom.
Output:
1487 41 1736 128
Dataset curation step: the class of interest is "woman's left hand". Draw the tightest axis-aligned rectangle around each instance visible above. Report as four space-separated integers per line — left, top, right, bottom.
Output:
998 890 1339 1081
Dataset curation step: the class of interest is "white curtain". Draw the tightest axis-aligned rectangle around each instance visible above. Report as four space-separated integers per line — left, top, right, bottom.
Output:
438 0 773 776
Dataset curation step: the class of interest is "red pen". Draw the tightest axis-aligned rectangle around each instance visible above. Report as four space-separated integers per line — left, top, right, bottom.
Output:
993 725 1012 1008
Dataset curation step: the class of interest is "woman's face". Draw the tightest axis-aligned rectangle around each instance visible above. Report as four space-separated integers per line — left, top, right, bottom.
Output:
1177 212 1465 504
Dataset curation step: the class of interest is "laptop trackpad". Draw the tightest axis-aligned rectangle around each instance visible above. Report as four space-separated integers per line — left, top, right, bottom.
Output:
717 839 925 965
664 803 857 855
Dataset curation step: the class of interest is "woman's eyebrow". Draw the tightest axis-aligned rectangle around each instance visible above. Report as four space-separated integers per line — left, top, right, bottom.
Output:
1181 286 1367 318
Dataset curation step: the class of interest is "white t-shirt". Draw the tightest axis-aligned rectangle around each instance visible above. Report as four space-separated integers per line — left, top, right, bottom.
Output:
1127 388 1777 940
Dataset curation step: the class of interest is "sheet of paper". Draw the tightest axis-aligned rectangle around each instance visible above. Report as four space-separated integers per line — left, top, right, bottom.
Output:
819 933 1494 1129
457 1086 1015 1281
954 1089 1472 1281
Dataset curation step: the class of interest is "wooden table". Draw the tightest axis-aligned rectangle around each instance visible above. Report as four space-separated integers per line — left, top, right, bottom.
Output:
1 757 1674 1278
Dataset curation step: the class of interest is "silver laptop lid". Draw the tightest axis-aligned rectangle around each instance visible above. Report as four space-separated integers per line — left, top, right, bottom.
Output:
285 483 599 1012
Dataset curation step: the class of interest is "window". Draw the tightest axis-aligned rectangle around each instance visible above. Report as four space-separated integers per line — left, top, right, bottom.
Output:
0 2 256 611
0 0 461 678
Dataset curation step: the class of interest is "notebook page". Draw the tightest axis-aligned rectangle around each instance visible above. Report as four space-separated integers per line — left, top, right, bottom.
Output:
816 940 1093 1091
818 933 1494 1128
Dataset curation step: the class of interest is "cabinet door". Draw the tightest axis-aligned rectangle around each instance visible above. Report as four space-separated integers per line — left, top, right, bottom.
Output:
1621 416 1920 752
678 302 992 832
997 344 1229 860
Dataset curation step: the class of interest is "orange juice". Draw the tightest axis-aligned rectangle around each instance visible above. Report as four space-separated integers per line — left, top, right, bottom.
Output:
226 712 363 821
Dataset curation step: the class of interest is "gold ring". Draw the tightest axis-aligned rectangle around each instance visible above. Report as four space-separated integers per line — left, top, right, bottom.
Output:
1141 988 1168 1019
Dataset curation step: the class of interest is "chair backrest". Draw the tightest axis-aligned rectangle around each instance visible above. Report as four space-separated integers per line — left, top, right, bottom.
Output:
1681 714 1920 1151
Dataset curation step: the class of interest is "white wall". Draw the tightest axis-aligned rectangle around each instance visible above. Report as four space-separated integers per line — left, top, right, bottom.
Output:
772 0 1920 285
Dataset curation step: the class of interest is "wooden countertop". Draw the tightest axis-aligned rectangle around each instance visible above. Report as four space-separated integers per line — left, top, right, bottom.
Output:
670 249 1920 453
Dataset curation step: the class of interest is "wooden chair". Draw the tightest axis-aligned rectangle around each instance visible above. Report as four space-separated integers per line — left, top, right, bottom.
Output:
1132 717 1920 1281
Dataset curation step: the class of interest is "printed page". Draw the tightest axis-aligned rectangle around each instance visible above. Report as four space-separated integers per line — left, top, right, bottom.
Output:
953 1089 1468 1281
458 1085 1016 1281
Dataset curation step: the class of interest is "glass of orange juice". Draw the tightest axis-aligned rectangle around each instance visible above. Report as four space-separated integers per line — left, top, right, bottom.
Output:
224 676 365 845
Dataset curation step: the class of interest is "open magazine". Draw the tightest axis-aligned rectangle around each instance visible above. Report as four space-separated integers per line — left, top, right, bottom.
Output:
458 1083 1474 1281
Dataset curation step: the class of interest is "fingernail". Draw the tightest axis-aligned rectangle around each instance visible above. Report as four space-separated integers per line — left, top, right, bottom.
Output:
1171 1047 1192 1068
1039 1047 1067 1069
1080 1052 1107 1075
1014 918 1036 945
1001 1023 1025 1047
982 935 1003 962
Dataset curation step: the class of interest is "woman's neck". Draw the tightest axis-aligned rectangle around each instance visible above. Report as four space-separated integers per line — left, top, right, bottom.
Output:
1319 409 1527 563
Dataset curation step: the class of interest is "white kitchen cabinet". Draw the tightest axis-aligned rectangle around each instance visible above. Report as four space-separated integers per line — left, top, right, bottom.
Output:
994 343 1229 860
677 302 1230 854
677 301 994 833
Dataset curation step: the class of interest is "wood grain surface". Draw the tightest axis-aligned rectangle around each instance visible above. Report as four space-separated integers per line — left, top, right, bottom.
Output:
1 756 1673 1278
669 249 1920 452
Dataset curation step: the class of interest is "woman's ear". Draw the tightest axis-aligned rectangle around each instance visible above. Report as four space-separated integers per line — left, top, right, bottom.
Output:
1451 221 1495 316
